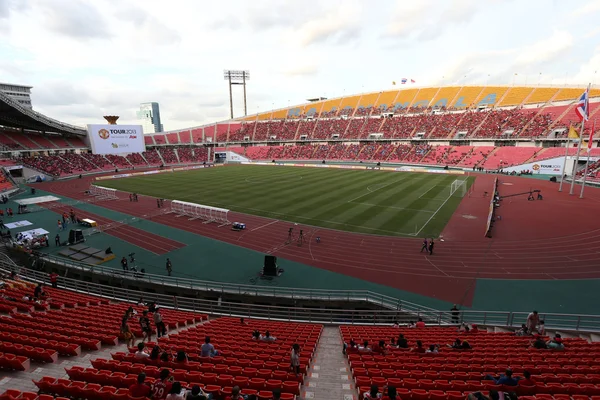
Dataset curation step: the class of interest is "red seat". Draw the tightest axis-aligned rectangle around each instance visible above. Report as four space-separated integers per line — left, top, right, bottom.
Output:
233 377 249 388
411 389 429 400
98 386 117 400
258 390 273 400
266 379 283 390
282 381 300 395
250 378 266 390
217 374 233 387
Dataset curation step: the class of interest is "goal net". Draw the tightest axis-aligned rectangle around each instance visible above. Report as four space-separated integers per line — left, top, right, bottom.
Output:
450 179 468 197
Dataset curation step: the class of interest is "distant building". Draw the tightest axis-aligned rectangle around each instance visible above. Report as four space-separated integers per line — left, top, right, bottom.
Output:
0 82 33 109
136 102 163 133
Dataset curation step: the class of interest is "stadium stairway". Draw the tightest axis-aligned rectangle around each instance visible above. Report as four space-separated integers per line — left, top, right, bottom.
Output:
302 326 356 400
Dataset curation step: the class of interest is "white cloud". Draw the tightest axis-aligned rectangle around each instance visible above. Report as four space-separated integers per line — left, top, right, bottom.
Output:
2 0 600 130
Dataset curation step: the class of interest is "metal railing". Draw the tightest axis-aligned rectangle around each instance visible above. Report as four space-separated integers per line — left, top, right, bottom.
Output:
3 263 600 332
28 252 437 312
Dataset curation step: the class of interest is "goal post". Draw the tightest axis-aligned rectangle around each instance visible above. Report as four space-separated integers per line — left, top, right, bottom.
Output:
450 179 468 197
170 199 231 226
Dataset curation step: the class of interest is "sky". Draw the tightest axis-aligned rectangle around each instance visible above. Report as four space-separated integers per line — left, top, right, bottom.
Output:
1 0 600 131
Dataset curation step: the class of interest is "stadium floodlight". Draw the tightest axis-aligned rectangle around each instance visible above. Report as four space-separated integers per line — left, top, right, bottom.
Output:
224 70 250 119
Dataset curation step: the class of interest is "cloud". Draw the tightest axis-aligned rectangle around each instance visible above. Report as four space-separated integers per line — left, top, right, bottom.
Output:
282 64 319 77
570 0 600 18
35 0 111 40
383 0 480 42
113 4 180 46
34 80 92 106
513 31 573 66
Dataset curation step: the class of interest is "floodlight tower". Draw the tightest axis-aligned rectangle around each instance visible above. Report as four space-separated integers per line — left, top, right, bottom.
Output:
223 70 250 119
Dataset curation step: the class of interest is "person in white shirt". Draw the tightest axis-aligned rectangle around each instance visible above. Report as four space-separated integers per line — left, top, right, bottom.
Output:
290 343 301 376
526 311 539 333
426 344 439 354
135 343 150 359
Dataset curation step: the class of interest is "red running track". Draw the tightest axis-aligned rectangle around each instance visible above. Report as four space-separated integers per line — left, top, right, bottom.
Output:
33 172 600 306
45 203 185 255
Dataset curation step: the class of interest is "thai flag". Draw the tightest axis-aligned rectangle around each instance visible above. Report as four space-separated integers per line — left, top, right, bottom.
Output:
401 78 407 84
575 88 589 122
411 79 416 83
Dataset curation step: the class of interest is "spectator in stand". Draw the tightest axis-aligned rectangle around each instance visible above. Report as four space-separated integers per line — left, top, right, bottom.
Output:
152 369 174 400
531 335 548 349
359 340 372 352
411 340 426 353
382 386 400 400
290 343 301 376
271 389 281 400
426 344 439 354
397 334 408 349
451 304 460 323
416 318 425 328
150 345 161 360
140 310 152 342
526 310 539 333
175 350 188 364
166 382 185 400
516 324 529 336
261 331 277 341
121 316 135 348
484 369 519 386
129 373 151 398
160 351 171 363
372 340 387 355
519 371 536 386
200 336 218 357
547 333 565 350
251 329 260 340
33 283 45 300
364 384 381 399
135 342 150 359
49 271 59 288
448 338 471 349
538 320 546 335
226 386 243 400
154 308 167 338
186 385 209 400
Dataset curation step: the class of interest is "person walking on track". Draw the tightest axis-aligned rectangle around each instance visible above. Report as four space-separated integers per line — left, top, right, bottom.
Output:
420 238 428 253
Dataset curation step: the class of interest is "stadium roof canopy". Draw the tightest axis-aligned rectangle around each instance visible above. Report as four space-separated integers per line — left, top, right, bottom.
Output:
0 91 86 136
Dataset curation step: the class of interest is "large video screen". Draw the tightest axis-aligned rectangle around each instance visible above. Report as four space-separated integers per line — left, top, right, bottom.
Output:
86 124 146 155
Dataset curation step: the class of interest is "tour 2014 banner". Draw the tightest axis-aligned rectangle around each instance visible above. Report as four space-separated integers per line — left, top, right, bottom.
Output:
86 124 145 155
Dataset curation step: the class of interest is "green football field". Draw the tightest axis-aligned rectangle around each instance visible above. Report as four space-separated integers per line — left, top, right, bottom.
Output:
100 165 474 237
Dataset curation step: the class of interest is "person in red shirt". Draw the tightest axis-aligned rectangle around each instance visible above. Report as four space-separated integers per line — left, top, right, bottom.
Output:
151 369 173 400
49 272 59 289
129 373 151 398
411 340 426 353
415 318 425 328
518 370 536 386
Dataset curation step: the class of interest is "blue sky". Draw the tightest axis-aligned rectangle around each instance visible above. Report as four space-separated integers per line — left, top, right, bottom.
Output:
1 0 599 131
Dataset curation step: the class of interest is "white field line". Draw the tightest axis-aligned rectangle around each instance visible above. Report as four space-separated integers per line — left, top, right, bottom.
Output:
414 185 458 236
346 177 408 203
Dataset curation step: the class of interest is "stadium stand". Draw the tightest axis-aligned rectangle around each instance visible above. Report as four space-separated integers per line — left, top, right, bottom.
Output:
341 325 600 400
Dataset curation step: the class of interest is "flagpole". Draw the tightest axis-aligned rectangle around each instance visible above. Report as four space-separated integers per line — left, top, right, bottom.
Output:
580 119 596 198
569 83 591 195
569 119 585 195
579 147 590 198
558 137 570 192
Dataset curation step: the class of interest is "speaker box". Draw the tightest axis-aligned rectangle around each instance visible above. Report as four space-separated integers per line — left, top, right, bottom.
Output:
69 229 84 244
263 255 278 276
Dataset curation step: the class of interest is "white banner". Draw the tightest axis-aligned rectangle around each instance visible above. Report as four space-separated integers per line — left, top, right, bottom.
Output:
86 124 146 155
501 156 567 175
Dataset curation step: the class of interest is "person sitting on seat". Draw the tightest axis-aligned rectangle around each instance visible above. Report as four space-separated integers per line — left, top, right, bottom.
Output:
531 335 548 349
411 340 426 353
128 373 151 398
518 370 536 386
485 369 519 386
382 386 401 400
364 384 381 399
546 333 565 350
426 344 439 354
397 334 408 349
200 336 218 357
260 330 277 341
135 342 150 359
175 350 188 364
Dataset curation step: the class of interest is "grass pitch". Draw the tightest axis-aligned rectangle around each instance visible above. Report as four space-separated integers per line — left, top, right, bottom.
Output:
101 165 474 237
